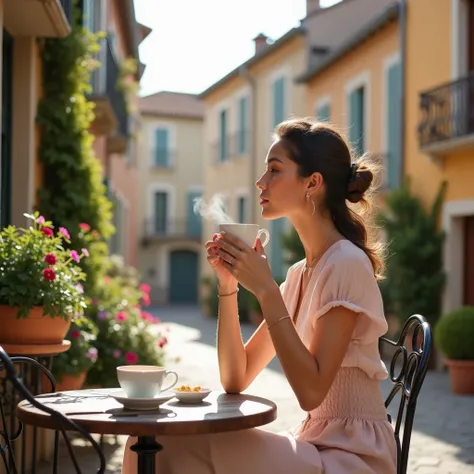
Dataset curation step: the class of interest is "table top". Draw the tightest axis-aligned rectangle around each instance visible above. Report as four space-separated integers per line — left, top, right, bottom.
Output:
16 388 277 437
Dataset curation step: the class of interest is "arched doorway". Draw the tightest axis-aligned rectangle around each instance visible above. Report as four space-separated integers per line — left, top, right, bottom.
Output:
169 250 199 303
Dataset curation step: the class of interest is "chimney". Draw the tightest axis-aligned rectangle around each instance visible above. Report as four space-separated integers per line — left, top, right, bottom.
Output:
307 0 321 16
253 33 269 55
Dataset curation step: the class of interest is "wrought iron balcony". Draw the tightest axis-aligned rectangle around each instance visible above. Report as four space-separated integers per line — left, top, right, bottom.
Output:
142 218 202 244
418 74 474 151
212 131 251 163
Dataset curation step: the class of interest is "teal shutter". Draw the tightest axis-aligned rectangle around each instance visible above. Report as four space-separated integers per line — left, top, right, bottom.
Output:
316 103 330 122
273 77 286 127
154 128 169 167
83 0 95 31
349 88 365 156
154 192 168 234
187 190 202 237
237 196 246 223
270 218 286 279
387 62 402 189
239 97 248 153
219 110 228 161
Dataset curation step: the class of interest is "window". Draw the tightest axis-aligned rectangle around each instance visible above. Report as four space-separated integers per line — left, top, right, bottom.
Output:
154 128 170 167
349 86 365 156
238 96 248 154
386 60 402 189
219 109 228 161
187 190 202 237
237 196 247 223
316 102 330 122
153 192 168 234
272 77 286 127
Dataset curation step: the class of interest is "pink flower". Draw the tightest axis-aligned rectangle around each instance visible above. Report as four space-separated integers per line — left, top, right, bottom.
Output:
79 223 90 232
42 268 56 281
70 250 80 263
158 337 168 348
81 248 89 257
116 312 128 322
87 348 98 362
44 253 57 265
76 284 84 293
103 276 111 284
59 227 70 239
36 216 45 224
71 330 80 339
142 293 151 307
113 349 121 359
125 352 138 364
139 283 151 294
140 311 158 323
42 227 53 237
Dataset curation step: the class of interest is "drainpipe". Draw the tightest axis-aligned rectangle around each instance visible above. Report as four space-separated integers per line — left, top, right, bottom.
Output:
239 64 258 224
399 0 407 185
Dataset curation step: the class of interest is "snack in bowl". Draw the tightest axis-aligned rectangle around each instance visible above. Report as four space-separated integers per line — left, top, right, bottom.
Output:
173 385 211 404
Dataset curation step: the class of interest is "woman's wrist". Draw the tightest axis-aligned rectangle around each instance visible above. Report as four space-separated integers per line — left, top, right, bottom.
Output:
217 282 238 295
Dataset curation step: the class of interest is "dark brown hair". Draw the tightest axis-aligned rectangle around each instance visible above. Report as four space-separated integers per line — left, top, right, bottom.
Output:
274 117 385 279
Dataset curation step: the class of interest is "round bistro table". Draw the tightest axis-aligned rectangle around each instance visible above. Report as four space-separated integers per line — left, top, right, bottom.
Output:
16 388 277 474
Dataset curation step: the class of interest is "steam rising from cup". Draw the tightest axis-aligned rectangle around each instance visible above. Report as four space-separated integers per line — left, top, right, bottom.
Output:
193 194 234 224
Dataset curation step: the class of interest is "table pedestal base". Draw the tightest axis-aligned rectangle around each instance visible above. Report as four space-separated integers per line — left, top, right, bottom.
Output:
130 436 163 474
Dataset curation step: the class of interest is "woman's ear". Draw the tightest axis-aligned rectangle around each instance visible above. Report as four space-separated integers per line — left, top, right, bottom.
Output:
306 172 323 195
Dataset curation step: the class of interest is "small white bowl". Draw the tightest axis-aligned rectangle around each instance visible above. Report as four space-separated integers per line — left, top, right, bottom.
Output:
173 388 212 404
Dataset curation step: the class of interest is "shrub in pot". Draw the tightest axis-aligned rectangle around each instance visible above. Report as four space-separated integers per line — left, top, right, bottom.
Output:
434 306 474 394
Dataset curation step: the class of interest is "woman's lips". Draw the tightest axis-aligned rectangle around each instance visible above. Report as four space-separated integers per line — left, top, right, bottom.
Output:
260 197 269 205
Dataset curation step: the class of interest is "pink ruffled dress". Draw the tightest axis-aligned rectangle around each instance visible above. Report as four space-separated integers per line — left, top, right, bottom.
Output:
122 240 397 474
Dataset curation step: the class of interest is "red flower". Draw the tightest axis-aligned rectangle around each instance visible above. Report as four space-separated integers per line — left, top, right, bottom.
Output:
142 293 151 307
44 253 57 265
79 223 90 232
42 268 56 281
125 352 138 364
71 330 80 339
116 312 128 322
158 337 168 348
139 283 151 293
42 227 54 237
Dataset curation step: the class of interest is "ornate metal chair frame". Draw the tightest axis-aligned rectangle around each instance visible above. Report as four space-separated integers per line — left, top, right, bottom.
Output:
381 314 432 474
0 346 106 474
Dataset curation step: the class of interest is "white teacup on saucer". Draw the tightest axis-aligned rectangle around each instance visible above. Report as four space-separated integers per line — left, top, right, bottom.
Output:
108 389 174 411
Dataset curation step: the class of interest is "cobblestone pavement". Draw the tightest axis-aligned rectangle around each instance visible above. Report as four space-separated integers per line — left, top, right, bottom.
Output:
37 306 474 474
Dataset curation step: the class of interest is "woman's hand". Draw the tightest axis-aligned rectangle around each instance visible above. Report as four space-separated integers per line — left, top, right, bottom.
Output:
205 234 238 290
214 232 277 298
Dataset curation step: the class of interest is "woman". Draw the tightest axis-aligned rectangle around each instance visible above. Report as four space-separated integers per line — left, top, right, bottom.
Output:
122 118 397 473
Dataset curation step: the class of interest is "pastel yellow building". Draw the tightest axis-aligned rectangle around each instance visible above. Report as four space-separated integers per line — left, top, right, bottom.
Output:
405 0 474 315
137 92 204 304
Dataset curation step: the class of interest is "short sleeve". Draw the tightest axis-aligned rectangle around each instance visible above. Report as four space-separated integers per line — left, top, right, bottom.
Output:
310 254 388 343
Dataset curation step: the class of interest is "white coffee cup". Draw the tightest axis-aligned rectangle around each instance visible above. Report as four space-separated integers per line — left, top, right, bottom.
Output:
117 365 179 399
218 223 271 247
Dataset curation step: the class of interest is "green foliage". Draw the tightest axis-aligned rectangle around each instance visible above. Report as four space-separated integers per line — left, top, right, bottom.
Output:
36 21 113 296
52 315 99 379
281 226 305 266
85 257 166 388
434 306 474 360
0 212 87 319
377 180 446 327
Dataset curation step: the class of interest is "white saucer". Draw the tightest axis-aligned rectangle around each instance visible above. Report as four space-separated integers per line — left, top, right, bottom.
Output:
172 388 212 404
108 390 175 411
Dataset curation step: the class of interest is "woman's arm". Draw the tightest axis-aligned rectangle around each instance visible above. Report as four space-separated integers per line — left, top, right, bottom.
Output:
257 284 357 412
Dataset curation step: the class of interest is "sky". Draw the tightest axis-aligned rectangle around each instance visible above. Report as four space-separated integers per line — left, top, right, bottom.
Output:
134 0 341 97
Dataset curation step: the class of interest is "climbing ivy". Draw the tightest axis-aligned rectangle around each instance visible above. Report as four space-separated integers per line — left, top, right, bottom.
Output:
36 18 114 295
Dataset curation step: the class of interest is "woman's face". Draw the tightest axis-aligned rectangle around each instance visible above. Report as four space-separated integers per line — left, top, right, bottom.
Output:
256 139 309 220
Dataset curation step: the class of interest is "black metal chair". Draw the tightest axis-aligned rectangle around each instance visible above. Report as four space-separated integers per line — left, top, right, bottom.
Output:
0 346 106 474
381 314 432 474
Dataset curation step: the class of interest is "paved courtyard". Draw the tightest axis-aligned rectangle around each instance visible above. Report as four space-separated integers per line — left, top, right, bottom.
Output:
38 306 474 474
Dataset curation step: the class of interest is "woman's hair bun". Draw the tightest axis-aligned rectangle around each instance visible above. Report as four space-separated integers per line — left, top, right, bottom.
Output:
346 163 373 203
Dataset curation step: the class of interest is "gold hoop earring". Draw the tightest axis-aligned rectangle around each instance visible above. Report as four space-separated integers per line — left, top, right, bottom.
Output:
306 192 316 216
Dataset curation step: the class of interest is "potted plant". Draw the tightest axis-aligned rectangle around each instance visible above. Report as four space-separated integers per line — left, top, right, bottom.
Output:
0 212 88 346
434 306 474 394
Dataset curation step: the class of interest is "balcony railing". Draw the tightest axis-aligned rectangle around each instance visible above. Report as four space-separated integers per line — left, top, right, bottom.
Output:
418 74 474 149
212 131 252 163
143 218 202 242
59 0 74 25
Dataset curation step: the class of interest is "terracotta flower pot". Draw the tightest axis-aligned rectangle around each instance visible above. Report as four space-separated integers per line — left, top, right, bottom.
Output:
445 359 474 394
41 371 87 393
0 306 71 345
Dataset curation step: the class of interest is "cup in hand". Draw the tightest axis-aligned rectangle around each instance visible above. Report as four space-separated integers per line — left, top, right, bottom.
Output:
117 365 179 399
218 223 271 248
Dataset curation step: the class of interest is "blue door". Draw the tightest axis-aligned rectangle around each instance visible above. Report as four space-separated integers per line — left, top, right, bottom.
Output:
169 250 198 303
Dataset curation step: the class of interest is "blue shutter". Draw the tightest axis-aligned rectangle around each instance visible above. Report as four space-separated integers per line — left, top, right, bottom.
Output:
239 97 248 154
387 62 402 189
219 110 228 161
154 192 168 234
316 103 330 122
83 0 95 31
187 190 202 237
273 77 285 127
154 128 169 167
270 218 286 280
349 88 365 156
237 197 246 223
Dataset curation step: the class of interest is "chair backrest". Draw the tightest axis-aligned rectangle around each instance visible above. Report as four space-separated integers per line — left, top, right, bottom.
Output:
0 346 106 474
381 314 432 474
